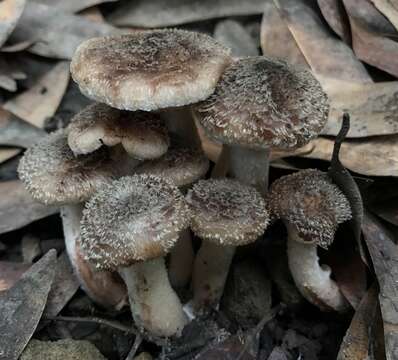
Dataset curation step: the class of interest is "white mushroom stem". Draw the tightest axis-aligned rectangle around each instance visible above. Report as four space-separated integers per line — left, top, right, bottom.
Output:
61 204 127 309
223 145 270 195
192 241 236 311
120 257 188 337
168 229 195 288
286 224 350 312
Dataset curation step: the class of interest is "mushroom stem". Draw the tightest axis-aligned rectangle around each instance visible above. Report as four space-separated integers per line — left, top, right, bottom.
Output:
286 224 350 312
223 145 270 195
192 241 236 311
163 107 202 149
61 204 127 309
168 229 195 289
120 257 188 337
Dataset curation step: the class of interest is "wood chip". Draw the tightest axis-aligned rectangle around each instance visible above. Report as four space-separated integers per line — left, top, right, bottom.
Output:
0 0 26 48
0 250 56 360
0 261 30 292
108 0 265 27
10 3 117 59
4 62 70 128
362 212 398 360
31 0 118 13
0 180 58 234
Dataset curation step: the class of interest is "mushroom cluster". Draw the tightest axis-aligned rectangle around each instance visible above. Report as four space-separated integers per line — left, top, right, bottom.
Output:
18 28 352 339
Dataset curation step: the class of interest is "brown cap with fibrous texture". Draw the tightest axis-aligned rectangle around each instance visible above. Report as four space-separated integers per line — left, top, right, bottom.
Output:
18 129 121 205
70 29 232 111
67 103 169 159
134 144 209 188
186 178 269 246
80 175 191 271
195 56 329 150
268 169 352 249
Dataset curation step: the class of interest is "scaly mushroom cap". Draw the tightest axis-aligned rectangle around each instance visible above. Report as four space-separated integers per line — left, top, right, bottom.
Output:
135 144 209 187
268 169 352 248
195 57 329 150
186 178 269 246
18 130 120 205
70 29 232 111
80 175 191 271
67 103 169 159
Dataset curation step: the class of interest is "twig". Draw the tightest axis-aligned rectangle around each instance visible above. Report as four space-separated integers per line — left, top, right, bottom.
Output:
330 112 350 169
125 333 143 360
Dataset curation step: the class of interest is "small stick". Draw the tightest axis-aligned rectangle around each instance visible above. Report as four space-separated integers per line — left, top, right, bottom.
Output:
125 333 143 360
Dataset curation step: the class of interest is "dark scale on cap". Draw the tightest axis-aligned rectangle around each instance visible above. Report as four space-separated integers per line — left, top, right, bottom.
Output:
71 29 231 111
18 129 120 205
268 169 352 248
80 175 191 271
195 57 329 150
68 103 169 159
186 178 269 245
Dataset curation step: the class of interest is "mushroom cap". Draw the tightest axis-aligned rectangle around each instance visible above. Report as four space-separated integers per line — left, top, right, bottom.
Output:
70 29 232 111
18 129 121 205
186 178 269 246
268 169 352 248
67 103 169 159
80 175 191 271
195 57 329 150
134 144 209 188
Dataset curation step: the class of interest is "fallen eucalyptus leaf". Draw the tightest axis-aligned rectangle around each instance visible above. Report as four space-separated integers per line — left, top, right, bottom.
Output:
4 62 70 128
371 0 398 30
0 180 58 234
0 250 56 360
108 0 265 27
260 1 308 67
0 0 26 48
362 213 398 360
32 0 118 13
0 107 45 147
0 39 33 52
0 261 30 292
10 2 117 59
214 20 259 57
0 148 21 164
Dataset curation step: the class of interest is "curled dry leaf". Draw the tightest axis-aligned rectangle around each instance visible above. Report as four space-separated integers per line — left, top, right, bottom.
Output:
371 0 398 30
0 250 56 360
0 261 30 292
0 180 58 234
4 62 70 128
362 212 398 360
0 0 26 48
0 107 45 147
10 3 117 59
31 0 118 13
108 0 265 27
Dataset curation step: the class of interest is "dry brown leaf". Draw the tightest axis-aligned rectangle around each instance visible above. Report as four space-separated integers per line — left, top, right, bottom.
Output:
0 107 44 147
0 180 58 234
79 6 106 23
317 0 351 43
323 82 398 137
0 0 26 48
362 212 398 360
370 197 398 226
274 0 372 88
108 0 265 27
10 3 117 59
0 147 21 164
0 261 30 292
303 135 398 176
371 0 398 30
0 39 33 52
0 55 26 92
260 1 309 67
337 285 378 359
4 62 70 128
31 0 118 13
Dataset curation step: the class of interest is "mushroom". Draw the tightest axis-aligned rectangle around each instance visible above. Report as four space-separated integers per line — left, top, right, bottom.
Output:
80 175 191 337
194 56 329 194
18 129 128 309
186 178 269 311
67 102 169 160
70 29 232 148
135 144 210 288
268 169 352 312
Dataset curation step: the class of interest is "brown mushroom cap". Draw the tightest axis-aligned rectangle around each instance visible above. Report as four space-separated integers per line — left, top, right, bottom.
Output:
186 178 269 246
18 129 121 205
134 144 209 188
80 175 191 271
70 29 232 111
268 169 352 248
195 57 329 150
67 103 169 159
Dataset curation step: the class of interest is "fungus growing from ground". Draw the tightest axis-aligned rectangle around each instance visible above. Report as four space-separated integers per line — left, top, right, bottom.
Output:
268 169 352 312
